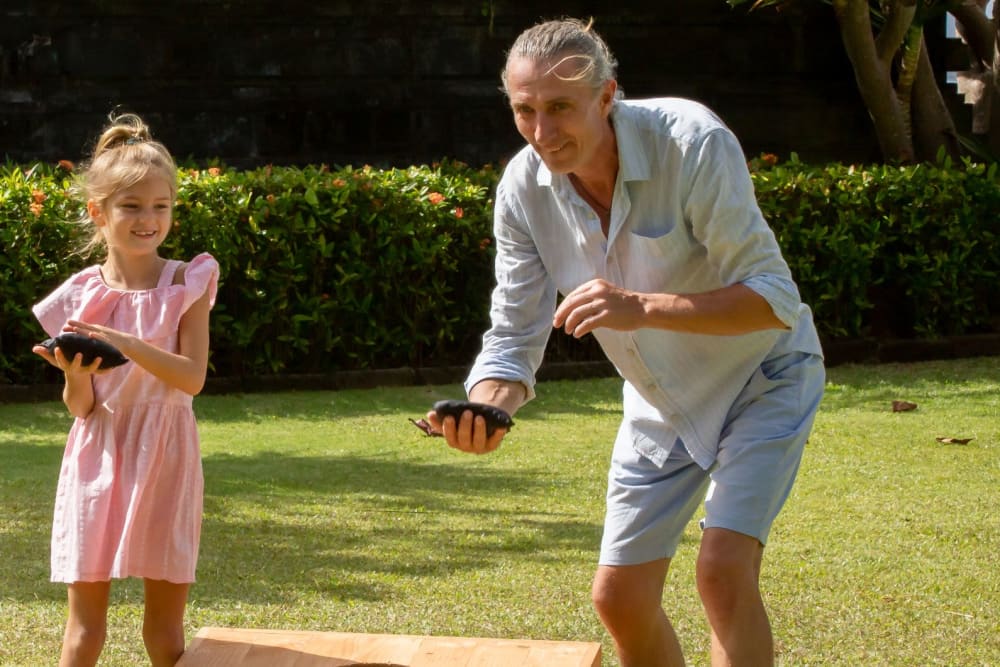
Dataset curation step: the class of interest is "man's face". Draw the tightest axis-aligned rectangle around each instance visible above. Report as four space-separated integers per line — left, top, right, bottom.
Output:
506 55 616 175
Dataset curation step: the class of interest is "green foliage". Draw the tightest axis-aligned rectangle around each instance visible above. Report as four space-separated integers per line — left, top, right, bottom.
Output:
2 155 999 385
2 160 498 384
750 154 1000 338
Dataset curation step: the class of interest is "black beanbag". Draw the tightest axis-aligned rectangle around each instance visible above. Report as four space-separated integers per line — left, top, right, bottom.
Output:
39 333 129 370
432 399 514 437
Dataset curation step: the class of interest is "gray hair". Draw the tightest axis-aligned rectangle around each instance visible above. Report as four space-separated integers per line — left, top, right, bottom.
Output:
501 17 622 98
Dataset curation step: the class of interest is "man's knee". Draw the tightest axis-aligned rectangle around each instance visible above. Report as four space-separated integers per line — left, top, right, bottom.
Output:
696 530 762 604
591 564 667 626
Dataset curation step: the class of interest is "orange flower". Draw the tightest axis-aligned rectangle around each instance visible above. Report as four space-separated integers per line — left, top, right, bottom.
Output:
57 159 75 171
761 153 778 166
31 189 47 204
29 202 44 217
453 207 464 218
427 192 445 205
266 194 276 203
479 238 491 250
332 178 346 188
208 167 221 176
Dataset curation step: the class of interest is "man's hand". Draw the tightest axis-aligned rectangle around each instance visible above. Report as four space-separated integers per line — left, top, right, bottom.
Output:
425 406 508 454
553 278 646 338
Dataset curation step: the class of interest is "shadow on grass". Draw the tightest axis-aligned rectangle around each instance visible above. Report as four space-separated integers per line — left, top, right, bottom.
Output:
2 444 604 605
194 450 602 605
190 377 625 424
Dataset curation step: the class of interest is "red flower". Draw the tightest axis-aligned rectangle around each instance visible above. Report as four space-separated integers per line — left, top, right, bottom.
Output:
453 207 464 218
332 178 347 188
57 159 75 171
31 189 47 204
208 167 222 176
479 238 491 250
427 192 445 205
761 153 778 166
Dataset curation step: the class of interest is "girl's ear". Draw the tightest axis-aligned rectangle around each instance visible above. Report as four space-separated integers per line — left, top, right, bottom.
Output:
86 199 104 225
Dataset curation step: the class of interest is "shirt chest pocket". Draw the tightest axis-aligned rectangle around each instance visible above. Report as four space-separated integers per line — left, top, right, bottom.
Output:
620 217 708 291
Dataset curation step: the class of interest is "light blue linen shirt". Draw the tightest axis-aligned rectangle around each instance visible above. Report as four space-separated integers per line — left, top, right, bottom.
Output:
466 97 823 469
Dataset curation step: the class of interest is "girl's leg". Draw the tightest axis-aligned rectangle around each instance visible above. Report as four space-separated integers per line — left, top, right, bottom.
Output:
142 579 191 667
60 580 111 667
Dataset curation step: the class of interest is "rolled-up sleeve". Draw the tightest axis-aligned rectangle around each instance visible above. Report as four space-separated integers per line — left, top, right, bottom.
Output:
465 183 557 402
682 128 802 327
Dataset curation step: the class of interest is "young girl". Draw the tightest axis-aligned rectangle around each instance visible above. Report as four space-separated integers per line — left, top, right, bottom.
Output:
32 112 218 667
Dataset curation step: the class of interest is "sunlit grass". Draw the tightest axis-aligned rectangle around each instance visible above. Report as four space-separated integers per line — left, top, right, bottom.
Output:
1 357 997 666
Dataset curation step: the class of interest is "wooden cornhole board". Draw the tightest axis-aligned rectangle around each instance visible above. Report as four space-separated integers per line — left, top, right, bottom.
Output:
176 626 602 666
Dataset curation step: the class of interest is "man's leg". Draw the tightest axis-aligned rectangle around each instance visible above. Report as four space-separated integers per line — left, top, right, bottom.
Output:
697 528 770 666
697 351 825 666
592 559 685 667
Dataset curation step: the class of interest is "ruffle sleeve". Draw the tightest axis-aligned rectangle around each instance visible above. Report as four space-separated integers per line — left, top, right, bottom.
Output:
182 253 219 312
32 267 103 338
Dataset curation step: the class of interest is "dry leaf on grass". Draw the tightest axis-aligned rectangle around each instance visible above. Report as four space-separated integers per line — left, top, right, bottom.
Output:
892 400 918 412
935 436 973 445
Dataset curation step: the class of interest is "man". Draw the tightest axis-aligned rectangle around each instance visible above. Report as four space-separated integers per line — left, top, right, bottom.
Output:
426 17 825 667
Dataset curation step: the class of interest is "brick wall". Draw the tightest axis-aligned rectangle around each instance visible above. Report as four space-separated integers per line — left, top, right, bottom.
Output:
1 0 881 168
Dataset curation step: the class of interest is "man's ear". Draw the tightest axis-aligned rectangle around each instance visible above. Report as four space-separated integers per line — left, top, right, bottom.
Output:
600 80 617 116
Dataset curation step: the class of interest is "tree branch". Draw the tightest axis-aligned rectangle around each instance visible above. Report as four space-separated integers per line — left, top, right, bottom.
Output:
952 0 996 68
876 0 918 65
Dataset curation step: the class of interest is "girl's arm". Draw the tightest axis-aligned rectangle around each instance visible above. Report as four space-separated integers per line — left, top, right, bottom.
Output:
67 288 212 396
32 345 100 417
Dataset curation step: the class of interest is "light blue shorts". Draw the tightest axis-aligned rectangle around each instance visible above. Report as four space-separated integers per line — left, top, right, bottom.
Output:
599 352 825 565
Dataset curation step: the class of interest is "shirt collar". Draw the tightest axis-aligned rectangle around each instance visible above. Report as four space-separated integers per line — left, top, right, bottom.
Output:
611 102 653 183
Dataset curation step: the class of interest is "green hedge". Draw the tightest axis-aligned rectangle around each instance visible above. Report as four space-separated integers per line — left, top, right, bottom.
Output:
2 155 998 386
752 154 1000 339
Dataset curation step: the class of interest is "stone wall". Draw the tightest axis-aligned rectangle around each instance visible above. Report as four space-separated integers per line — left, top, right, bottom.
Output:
1 0 883 168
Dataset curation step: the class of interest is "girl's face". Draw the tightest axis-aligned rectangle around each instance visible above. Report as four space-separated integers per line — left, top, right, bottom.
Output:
89 174 173 257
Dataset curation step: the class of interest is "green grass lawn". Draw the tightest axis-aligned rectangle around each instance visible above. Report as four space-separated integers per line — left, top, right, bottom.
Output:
1 357 998 666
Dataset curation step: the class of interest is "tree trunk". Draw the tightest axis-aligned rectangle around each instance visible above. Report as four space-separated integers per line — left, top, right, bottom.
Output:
989 2 1000 155
912 34 963 161
833 0 915 161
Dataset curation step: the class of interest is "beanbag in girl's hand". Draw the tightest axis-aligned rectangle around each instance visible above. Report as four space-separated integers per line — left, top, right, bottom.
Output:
39 333 129 369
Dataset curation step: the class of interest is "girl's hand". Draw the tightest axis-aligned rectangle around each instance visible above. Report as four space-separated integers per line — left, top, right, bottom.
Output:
65 320 137 358
32 344 103 375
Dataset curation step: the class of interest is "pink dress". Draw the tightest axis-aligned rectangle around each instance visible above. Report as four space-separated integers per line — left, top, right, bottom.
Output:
32 253 219 584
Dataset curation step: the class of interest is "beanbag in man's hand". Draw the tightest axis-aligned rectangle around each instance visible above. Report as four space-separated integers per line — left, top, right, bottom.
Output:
433 400 514 437
39 333 129 369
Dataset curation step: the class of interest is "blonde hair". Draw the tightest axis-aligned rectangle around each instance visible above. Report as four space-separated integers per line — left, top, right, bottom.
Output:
500 17 622 99
72 112 177 258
